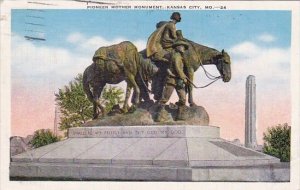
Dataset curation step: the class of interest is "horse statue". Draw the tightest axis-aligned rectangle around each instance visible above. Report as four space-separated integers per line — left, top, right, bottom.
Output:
82 41 158 119
83 37 231 119
149 37 232 107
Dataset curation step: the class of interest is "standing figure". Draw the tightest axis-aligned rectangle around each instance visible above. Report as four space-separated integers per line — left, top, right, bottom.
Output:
156 41 189 121
147 12 182 100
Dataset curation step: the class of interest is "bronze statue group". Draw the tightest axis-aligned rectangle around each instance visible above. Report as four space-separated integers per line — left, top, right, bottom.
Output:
147 12 191 120
83 12 232 121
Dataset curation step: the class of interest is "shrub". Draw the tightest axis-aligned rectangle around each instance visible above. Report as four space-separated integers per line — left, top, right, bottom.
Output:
263 123 290 162
30 129 60 148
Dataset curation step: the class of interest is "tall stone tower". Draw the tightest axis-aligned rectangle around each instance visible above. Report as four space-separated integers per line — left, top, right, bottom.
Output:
245 75 257 148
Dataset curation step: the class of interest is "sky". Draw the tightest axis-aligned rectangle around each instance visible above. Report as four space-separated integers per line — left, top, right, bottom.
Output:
11 10 291 144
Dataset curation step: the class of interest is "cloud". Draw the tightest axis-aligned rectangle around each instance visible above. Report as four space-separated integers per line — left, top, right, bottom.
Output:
228 41 290 83
229 41 260 58
12 34 89 87
257 33 276 43
66 32 85 44
66 32 147 55
133 39 147 51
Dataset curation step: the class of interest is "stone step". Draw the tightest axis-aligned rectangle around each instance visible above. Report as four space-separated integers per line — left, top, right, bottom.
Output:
12 139 279 167
10 162 290 181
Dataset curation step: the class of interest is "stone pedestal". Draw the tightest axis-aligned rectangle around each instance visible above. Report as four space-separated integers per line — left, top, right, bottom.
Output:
10 125 289 181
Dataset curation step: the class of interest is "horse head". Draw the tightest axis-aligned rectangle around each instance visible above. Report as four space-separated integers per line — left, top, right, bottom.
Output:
214 49 231 82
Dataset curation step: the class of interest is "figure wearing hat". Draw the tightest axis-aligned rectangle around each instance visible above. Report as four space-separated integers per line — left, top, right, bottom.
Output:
146 12 182 63
156 41 189 121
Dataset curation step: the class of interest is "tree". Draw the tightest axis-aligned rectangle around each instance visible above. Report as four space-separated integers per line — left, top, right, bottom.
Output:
263 123 290 162
55 74 124 133
55 74 93 132
30 129 60 148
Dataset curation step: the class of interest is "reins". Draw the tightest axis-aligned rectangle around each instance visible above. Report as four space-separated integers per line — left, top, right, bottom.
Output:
186 75 221 89
188 42 222 88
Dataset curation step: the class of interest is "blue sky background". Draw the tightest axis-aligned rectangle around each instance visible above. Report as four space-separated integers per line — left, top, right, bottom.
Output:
11 9 292 142
12 10 291 50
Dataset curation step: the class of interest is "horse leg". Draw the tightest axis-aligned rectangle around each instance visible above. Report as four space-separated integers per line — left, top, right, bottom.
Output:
123 57 140 108
131 91 136 104
135 74 151 103
123 82 132 113
187 69 197 107
93 84 105 119
187 84 196 107
86 93 99 119
140 83 151 103
93 101 103 119
128 74 140 105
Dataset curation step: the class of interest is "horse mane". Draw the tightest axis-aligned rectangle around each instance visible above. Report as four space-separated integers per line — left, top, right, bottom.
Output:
186 39 220 55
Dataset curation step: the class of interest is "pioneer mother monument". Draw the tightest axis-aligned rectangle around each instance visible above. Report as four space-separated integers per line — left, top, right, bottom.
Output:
10 12 288 181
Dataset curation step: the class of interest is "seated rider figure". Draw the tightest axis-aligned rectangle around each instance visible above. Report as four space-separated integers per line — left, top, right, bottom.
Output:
146 12 182 63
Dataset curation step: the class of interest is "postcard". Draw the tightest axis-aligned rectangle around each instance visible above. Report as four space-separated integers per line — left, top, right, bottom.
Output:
1 0 299 190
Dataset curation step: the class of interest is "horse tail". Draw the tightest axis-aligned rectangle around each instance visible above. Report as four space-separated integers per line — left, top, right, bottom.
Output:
82 63 94 103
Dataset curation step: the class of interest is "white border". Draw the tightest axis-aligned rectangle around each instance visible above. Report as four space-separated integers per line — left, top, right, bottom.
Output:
1 1 299 190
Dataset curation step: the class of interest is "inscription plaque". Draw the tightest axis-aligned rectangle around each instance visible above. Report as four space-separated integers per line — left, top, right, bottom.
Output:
68 126 219 138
